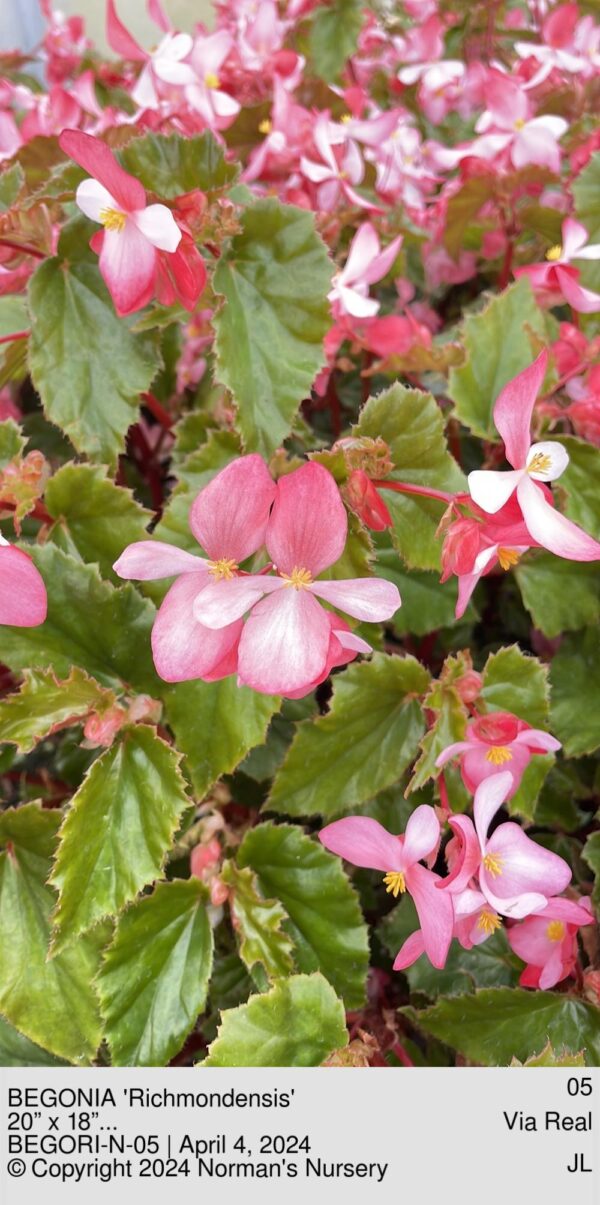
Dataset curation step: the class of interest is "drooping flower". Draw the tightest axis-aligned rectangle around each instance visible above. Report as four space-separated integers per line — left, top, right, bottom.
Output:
0 537 47 627
440 493 537 618
467 351 600 561
437 772 572 919
328 222 402 318
435 709 560 796
319 808 454 970
192 461 400 695
514 218 600 314
113 455 275 683
508 896 594 990
59 129 206 316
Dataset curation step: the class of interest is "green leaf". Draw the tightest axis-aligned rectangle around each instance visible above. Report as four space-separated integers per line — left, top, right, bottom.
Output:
448 279 549 439
163 677 279 798
507 753 554 822
0 295 29 340
511 1042 586 1067
203 973 347 1067
238 823 369 1008
377 548 463 635
583 832 600 908
0 667 117 753
404 988 600 1066
28 257 160 468
50 726 190 950
408 667 467 793
45 463 152 580
354 385 465 570
0 804 103 1064
0 544 157 692
550 627 600 756
573 150 600 242
121 132 238 198
443 175 495 259
0 163 24 212
516 553 600 638
481 644 549 728
97 879 213 1066
152 430 241 558
221 861 295 984
308 0 363 80
213 198 332 456
0 417 26 468
551 436 600 541
268 653 429 818
0 1015 70 1067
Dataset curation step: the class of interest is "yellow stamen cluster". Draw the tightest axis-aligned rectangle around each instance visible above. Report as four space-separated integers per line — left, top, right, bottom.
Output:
383 871 406 897
483 852 504 878
208 558 238 581
258 118 272 134
485 745 513 765
478 910 502 935
205 72 220 88
99 207 126 232
527 452 552 475
546 920 566 942
497 547 521 571
282 566 313 590
514 117 526 130
340 113 352 124
546 244 563 262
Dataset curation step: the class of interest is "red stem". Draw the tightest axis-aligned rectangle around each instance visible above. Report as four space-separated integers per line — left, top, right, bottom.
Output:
141 391 174 430
0 238 45 260
0 330 29 345
372 479 456 504
0 498 52 524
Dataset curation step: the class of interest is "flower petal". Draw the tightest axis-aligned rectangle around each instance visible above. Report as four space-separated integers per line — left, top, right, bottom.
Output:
555 265 600 313
75 178 118 223
151 572 241 682
132 203 181 252
192 574 282 628
310 575 400 622
517 474 600 560
435 740 471 768
400 804 440 870
513 728 561 754
237 585 330 694
406 862 454 969
438 814 481 894
526 440 569 481
486 822 572 899
113 540 207 580
493 350 547 468
319 816 404 873
0 545 47 627
468 468 524 514
189 455 276 563
561 217 591 260
98 222 157 316
59 129 145 211
393 929 426 971
266 461 347 577
473 771 513 847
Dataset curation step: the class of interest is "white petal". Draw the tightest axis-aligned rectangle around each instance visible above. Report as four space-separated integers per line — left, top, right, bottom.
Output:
467 468 524 514
526 440 569 481
132 203 181 252
75 178 118 223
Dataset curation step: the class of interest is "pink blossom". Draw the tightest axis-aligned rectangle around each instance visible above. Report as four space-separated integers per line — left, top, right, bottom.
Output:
438 772 571 919
328 223 402 318
436 710 561 796
59 129 206 315
113 455 276 683
192 462 400 695
440 494 537 619
472 73 568 173
0 537 47 627
468 350 600 562
106 0 196 111
508 896 594 989
300 114 379 212
186 32 241 131
515 218 600 314
319 808 454 970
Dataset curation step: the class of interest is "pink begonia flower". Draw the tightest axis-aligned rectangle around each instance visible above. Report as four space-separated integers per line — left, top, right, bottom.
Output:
516 8 600 82
395 885 507 971
508 896 594 990
514 218 600 314
186 32 241 131
438 772 571 919
0 537 47 627
319 808 454 970
300 114 380 212
192 462 400 695
328 223 402 318
393 15 445 84
113 455 275 683
468 350 600 562
106 0 195 110
473 74 568 173
59 129 206 316
435 710 561 796
440 494 538 619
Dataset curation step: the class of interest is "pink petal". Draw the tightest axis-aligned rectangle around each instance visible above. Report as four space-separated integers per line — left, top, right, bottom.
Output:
534 897 593 926
517 474 600 560
438 814 481 894
561 218 591 260
406 863 454 969
479 876 548 919
493 350 547 469
435 740 471 768
455 571 482 619
106 0 147 60
538 945 567 990
334 628 372 655
513 728 561 754
468 468 524 514
461 742 530 796
319 816 404 872
151 572 241 682
555 265 600 313
0 546 47 627
473 772 513 847
113 540 207 580
266 462 347 578
148 0 171 33
512 126 561 172
59 129 145 211
237 586 330 695
310 575 400 622
192 574 282 628
362 234 403 286
393 929 426 971
400 804 440 870
342 223 381 285
486 822 572 899
132 204 181 253
99 222 157 316
189 455 275 564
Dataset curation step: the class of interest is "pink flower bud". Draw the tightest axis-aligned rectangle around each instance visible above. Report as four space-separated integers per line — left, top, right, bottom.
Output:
83 706 127 747
190 837 221 878
346 469 392 531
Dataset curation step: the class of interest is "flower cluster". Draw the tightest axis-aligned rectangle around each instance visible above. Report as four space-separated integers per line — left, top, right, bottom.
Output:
114 456 400 696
